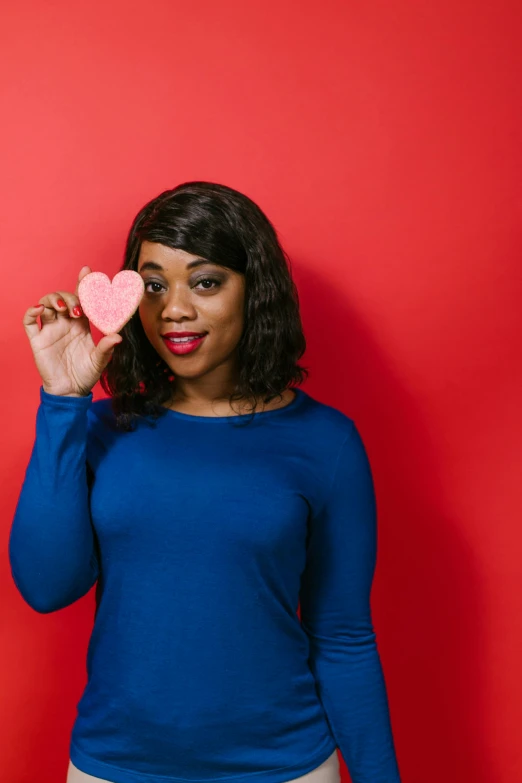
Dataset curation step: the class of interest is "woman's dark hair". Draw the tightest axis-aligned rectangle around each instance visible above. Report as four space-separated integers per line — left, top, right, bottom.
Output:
100 181 309 431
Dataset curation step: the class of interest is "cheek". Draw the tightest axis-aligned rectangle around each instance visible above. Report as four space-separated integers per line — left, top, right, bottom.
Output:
216 308 244 340
204 295 243 326
139 295 161 314
138 302 149 325
137 302 158 337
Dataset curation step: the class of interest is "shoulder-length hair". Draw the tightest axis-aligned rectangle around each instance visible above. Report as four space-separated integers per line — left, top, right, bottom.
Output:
100 181 309 431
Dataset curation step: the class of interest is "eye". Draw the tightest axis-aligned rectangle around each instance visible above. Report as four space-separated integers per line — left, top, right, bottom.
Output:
144 281 166 294
194 277 222 290
143 277 222 295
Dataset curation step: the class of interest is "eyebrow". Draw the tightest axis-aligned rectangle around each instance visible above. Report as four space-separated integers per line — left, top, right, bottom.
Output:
138 259 215 274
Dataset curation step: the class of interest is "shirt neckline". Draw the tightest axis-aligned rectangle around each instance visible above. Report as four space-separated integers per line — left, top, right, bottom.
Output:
158 387 307 422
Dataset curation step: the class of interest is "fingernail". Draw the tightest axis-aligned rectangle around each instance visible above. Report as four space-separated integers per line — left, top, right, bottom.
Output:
57 299 66 308
72 305 83 317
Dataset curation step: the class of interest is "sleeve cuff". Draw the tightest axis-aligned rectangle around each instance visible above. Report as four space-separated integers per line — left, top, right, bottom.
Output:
40 385 93 408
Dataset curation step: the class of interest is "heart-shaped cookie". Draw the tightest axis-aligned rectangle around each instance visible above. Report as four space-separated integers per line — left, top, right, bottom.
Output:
78 270 145 335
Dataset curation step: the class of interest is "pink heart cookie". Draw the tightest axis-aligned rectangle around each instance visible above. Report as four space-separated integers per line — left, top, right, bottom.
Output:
78 271 145 335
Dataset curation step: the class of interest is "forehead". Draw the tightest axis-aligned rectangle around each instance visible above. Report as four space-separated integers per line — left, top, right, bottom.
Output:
137 241 211 273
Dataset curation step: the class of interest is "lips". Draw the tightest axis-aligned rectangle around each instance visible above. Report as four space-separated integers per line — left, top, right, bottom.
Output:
161 331 207 338
162 333 207 355
164 335 204 342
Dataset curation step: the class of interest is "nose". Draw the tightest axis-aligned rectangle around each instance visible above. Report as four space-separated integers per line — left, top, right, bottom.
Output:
160 284 197 319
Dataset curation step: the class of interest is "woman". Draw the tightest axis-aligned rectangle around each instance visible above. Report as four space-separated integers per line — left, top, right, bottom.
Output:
10 181 401 783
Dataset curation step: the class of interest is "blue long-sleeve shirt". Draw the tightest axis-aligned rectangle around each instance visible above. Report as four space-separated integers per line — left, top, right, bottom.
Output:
8 385 401 783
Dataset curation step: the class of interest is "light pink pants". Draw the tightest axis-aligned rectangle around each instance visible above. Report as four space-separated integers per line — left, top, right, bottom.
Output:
66 748 340 783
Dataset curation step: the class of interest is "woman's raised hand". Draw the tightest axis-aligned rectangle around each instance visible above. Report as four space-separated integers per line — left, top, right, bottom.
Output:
23 266 123 397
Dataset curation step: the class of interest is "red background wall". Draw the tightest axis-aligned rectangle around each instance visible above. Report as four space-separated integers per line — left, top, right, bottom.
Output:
2 2 521 782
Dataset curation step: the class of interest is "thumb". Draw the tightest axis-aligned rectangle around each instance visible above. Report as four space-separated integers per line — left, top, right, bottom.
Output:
96 334 123 363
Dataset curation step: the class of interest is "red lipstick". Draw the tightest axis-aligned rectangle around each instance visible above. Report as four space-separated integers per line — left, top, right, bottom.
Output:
161 332 207 355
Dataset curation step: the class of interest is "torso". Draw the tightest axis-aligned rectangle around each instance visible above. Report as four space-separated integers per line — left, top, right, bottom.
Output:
67 750 340 783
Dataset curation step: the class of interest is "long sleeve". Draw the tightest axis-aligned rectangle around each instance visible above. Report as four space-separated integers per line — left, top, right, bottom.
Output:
299 422 401 783
8 386 100 614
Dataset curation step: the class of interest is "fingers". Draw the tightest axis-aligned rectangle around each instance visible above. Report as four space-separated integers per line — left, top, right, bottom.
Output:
23 304 45 341
75 266 91 296
52 290 85 320
23 291 71 339
24 268 92 340
35 291 81 326
23 283 86 337
47 266 91 318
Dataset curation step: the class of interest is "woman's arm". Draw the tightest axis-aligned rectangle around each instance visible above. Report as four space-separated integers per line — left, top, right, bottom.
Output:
299 421 402 783
8 386 100 614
